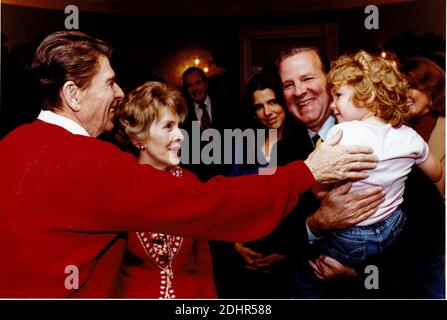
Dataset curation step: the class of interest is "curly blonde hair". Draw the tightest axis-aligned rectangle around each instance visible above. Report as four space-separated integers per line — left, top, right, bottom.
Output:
114 81 187 154
327 51 408 127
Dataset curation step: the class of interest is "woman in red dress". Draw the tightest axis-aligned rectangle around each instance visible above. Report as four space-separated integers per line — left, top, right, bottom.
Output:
114 81 216 298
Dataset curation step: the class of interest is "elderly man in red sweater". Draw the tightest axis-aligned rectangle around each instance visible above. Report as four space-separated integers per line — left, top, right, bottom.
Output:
0 31 384 298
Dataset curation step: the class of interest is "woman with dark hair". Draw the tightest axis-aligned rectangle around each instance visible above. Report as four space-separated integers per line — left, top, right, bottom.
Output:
231 71 299 174
225 71 302 298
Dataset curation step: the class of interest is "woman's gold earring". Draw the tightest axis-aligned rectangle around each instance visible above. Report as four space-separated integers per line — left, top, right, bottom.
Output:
137 144 146 151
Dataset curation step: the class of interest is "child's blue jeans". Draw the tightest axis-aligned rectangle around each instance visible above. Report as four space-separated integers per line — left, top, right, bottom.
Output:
324 207 406 268
292 207 406 299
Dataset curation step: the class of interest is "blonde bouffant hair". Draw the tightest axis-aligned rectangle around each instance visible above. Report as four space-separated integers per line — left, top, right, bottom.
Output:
327 51 408 127
114 81 187 154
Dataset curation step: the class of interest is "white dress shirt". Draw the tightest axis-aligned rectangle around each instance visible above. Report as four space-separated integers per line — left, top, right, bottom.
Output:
193 95 212 123
306 116 336 243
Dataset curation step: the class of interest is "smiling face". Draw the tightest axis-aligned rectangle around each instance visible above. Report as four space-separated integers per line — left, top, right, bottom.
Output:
184 70 208 103
253 88 286 130
78 55 124 137
279 51 331 132
139 107 184 170
406 88 432 120
329 85 371 122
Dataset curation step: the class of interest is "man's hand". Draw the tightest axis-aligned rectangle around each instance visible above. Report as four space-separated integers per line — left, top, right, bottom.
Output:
304 130 379 184
309 255 357 280
307 182 385 235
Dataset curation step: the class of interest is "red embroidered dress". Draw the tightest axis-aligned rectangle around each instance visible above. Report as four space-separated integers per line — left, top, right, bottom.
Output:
120 167 216 298
135 232 183 298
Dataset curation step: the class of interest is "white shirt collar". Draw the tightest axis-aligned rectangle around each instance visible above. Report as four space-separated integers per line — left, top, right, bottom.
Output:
37 110 91 137
307 115 335 141
193 95 211 109
193 95 212 121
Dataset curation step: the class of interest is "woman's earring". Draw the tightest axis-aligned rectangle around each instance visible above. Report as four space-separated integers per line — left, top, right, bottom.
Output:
137 144 147 151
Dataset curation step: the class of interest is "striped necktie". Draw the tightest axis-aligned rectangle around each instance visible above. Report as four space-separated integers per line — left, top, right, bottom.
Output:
199 103 211 130
311 134 323 149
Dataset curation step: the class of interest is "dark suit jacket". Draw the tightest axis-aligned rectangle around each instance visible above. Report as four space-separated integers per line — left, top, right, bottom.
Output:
180 94 233 181
237 125 318 256
275 127 322 258
181 95 227 133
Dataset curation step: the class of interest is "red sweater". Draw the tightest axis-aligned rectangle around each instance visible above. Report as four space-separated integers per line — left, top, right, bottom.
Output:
0 121 315 298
